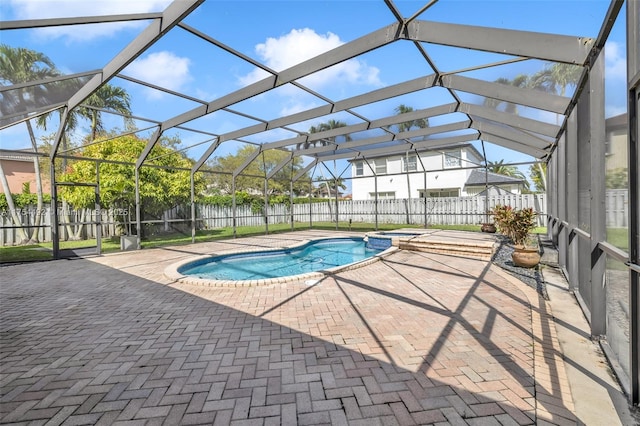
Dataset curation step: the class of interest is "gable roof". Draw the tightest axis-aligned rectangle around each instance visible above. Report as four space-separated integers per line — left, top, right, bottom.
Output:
465 169 525 187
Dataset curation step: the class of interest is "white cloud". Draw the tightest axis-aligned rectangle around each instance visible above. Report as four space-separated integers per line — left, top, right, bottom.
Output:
125 51 191 99
239 28 381 90
279 100 321 117
7 0 172 41
605 41 626 81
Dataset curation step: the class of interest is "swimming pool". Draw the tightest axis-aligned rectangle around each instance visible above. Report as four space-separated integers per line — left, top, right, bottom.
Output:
177 237 384 282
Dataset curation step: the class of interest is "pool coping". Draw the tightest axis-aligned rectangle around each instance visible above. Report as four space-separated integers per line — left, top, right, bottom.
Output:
164 237 398 287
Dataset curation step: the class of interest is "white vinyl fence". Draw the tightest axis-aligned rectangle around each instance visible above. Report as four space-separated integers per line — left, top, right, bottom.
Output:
195 194 548 229
0 206 120 245
14 192 631 246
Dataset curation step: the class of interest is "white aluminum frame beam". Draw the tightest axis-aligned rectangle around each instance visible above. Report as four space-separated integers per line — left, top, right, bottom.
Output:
458 102 560 138
407 20 594 65
442 74 571 114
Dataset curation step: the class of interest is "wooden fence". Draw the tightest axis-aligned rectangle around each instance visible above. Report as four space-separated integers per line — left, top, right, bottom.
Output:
10 192 619 245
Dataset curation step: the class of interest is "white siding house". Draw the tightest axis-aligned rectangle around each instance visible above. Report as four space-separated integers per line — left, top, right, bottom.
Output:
350 143 525 200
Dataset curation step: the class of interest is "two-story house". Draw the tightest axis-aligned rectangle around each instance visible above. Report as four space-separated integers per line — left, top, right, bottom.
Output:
350 143 525 200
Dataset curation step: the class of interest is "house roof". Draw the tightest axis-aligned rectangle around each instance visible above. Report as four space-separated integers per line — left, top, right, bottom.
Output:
0 149 37 162
347 142 482 162
465 169 525 187
476 185 515 196
606 113 627 130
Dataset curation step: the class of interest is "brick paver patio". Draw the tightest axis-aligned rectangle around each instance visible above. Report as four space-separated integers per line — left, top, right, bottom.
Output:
1 231 575 425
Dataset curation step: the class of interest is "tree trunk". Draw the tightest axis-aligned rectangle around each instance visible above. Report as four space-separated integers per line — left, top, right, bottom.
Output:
73 208 86 240
26 120 44 243
0 162 30 244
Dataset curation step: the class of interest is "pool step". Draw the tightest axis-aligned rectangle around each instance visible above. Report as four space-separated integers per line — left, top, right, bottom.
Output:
398 238 496 260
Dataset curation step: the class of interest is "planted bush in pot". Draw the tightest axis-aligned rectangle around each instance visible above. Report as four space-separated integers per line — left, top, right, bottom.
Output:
491 205 540 268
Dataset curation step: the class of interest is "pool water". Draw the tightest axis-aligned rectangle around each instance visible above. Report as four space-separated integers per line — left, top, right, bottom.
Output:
179 237 383 281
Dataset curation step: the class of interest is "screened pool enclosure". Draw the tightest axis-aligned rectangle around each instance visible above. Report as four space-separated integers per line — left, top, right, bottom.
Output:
1 0 638 404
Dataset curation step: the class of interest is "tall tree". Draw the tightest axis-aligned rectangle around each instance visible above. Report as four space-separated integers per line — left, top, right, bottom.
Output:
0 44 61 243
208 145 309 195
301 119 352 150
59 133 203 237
393 104 428 206
394 104 429 132
76 84 133 141
530 63 582 97
305 119 352 196
487 159 529 191
528 162 547 193
483 74 530 114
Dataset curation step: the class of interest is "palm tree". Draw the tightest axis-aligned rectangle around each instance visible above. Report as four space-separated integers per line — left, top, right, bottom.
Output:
328 176 347 196
301 119 351 150
530 63 582 97
37 82 132 240
483 74 530 114
77 84 133 141
487 159 529 191
529 162 547 192
0 44 61 243
393 104 428 210
394 104 428 132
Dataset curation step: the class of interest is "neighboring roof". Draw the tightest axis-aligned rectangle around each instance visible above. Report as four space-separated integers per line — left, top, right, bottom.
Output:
606 113 627 130
476 185 515 196
465 169 525 187
0 149 37 162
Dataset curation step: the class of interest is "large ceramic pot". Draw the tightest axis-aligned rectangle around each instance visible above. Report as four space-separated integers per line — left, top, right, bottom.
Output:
512 247 540 268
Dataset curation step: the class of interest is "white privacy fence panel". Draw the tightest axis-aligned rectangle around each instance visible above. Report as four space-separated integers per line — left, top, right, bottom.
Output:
0 206 119 245
195 194 549 229
605 189 628 228
14 193 630 245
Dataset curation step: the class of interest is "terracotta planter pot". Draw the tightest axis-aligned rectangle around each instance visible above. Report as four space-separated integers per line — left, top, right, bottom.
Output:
512 247 540 268
481 223 496 233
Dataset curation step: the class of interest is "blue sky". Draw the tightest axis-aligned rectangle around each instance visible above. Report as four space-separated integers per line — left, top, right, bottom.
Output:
0 0 629 189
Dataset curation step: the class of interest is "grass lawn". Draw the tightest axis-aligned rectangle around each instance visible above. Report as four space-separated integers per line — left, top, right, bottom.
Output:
0 222 548 264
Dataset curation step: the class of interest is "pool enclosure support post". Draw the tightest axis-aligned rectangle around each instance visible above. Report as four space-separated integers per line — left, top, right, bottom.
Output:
95 162 101 256
264 177 269 235
364 159 378 231
50 159 60 259
566 110 580 292
50 108 69 260
588 51 606 338
308 181 312 228
232 177 237 238
405 151 412 224
135 167 141 250
334 182 339 230
627 0 640 405
481 141 489 223
190 172 196 244
290 180 294 232
417 155 428 228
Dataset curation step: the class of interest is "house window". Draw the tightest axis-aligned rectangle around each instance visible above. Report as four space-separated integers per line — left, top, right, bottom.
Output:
444 150 461 168
422 188 460 198
354 161 364 176
373 159 387 174
402 155 417 172
370 191 395 200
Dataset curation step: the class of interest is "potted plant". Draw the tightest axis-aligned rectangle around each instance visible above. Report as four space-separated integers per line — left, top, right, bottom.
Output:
491 205 540 268
481 218 496 233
